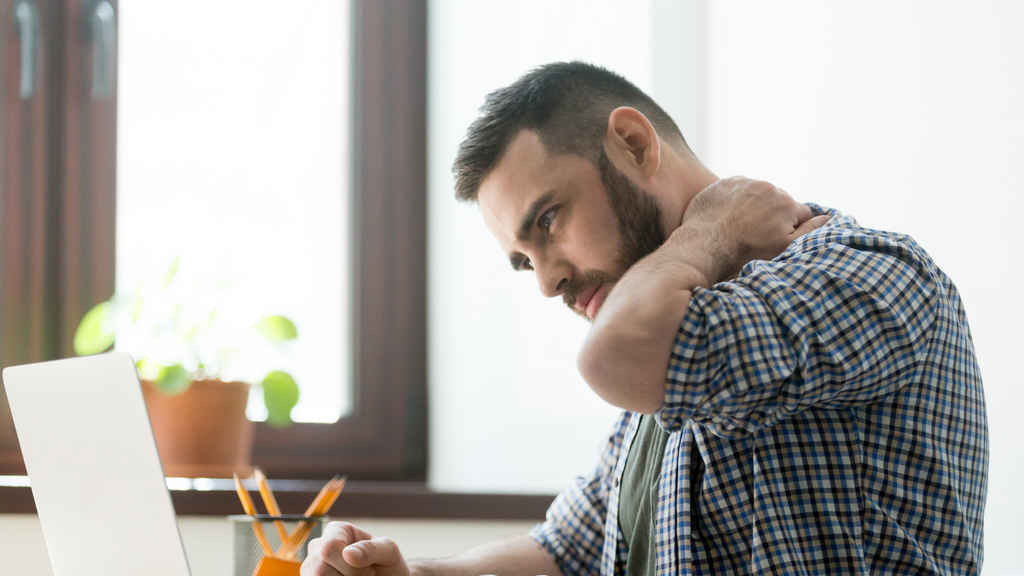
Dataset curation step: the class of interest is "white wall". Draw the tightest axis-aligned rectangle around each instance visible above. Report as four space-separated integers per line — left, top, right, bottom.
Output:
0 515 537 576
427 0 657 495
699 2 1024 574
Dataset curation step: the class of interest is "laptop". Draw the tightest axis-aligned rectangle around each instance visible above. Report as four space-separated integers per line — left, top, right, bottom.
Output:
2 353 192 576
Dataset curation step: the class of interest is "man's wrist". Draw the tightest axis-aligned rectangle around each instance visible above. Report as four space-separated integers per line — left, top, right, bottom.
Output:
408 558 441 576
663 223 731 286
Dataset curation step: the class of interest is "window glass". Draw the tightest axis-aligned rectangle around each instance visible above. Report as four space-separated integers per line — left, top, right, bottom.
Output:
116 0 351 423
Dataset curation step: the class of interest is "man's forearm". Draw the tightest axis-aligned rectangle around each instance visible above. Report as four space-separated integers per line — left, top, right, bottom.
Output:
577 227 711 413
576 176 828 414
408 535 561 576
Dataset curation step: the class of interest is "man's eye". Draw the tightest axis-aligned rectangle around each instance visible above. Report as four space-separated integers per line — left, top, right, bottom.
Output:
522 257 534 271
539 208 557 231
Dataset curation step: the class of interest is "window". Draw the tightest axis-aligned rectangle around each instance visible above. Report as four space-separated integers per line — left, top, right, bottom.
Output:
117 0 352 424
0 0 428 482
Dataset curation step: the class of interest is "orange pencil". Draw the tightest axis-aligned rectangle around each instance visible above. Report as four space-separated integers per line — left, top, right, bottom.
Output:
315 477 345 516
254 468 288 542
281 477 346 559
303 474 342 517
233 472 275 558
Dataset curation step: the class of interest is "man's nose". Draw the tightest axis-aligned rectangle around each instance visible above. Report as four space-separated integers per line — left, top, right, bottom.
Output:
535 259 570 298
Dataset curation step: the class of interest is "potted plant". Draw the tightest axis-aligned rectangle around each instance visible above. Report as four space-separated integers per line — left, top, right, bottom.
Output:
73 257 301 478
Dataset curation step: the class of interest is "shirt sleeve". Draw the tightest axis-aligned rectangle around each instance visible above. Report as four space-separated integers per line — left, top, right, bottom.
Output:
529 411 630 576
658 229 938 437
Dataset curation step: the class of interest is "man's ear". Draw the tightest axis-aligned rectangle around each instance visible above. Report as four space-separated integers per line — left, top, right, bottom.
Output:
606 107 661 179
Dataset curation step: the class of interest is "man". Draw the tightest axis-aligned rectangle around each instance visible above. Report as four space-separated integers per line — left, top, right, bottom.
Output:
302 62 987 575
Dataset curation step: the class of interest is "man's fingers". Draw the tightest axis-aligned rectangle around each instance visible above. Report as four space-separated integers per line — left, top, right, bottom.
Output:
312 522 376 574
301 538 343 576
323 521 374 544
792 214 832 238
790 199 814 225
343 537 403 568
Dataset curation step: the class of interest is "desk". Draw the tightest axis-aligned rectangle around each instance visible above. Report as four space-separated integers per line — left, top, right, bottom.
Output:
0 514 539 576
0 476 552 574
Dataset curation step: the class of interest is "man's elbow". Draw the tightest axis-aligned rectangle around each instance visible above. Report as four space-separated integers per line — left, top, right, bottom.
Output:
577 331 665 414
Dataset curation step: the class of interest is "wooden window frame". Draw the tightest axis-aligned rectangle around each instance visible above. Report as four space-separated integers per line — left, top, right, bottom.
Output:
1 0 119 473
0 479 553 520
0 0 428 482
251 0 429 481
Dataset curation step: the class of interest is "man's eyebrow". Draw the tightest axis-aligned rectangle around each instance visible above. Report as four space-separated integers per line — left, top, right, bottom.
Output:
515 191 555 243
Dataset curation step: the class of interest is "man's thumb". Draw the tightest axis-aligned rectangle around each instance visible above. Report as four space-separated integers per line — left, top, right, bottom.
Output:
793 214 831 238
343 537 402 568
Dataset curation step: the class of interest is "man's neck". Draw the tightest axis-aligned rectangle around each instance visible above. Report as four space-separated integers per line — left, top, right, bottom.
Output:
655 145 718 235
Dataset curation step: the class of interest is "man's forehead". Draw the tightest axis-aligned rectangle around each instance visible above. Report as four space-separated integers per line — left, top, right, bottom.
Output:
477 130 592 245
477 130 552 246
478 190 523 257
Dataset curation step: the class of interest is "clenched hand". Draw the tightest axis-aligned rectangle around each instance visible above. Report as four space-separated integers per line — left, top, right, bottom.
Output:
302 522 410 576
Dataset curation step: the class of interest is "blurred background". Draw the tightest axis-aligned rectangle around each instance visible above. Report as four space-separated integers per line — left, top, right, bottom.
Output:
1 1 1021 574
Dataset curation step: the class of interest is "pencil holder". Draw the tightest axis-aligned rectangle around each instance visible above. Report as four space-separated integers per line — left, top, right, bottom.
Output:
229 514 329 576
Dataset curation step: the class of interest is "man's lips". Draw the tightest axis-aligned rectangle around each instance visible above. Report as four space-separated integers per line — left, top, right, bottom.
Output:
576 283 612 319
575 284 601 314
586 284 613 319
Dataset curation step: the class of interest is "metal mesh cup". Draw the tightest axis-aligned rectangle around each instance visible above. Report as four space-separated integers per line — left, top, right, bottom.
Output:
229 515 329 576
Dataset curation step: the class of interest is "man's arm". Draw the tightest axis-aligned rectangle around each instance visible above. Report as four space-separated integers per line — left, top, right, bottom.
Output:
303 413 632 576
576 234 703 413
303 523 559 576
408 536 561 576
578 177 828 413
656 224 937 437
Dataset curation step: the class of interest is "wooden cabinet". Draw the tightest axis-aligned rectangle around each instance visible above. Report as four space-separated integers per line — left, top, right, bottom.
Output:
0 0 117 474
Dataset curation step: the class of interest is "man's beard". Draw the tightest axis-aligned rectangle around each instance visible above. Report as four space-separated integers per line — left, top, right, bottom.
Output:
561 150 667 320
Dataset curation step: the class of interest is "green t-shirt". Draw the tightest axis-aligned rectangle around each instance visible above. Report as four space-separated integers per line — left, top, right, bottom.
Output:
618 415 671 576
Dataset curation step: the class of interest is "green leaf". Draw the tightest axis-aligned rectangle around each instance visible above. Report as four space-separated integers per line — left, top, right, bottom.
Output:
162 255 181 289
130 293 145 323
154 364 192 395
74 302 116 356
261 371 299 427
255 315 297 341
136 358 161 381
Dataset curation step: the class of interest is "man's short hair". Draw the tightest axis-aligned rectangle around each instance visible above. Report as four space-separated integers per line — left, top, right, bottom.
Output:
452 61 687 203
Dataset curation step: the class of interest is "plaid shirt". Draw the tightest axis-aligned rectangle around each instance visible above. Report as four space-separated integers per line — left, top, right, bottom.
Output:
530 205 987 575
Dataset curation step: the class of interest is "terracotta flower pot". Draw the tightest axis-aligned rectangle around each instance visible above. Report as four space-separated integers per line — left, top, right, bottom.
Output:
141 379 255 478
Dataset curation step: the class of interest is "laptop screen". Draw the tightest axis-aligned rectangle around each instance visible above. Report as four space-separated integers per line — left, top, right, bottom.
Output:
3 353 191 576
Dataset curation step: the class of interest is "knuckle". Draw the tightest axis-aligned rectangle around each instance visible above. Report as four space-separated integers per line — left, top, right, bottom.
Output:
361 539 381 553
319 538 347 563
326 520 353 532
358 536 399 561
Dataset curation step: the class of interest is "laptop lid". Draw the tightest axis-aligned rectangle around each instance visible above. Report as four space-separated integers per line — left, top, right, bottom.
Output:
3 353 191 576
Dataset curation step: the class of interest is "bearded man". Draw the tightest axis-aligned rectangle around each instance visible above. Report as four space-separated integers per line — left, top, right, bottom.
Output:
302 62 987 576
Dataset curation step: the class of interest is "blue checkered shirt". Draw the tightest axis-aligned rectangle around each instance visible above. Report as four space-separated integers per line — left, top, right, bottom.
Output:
529 205 987 575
